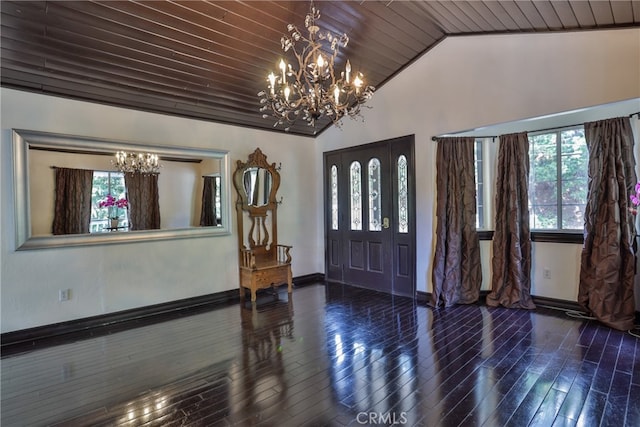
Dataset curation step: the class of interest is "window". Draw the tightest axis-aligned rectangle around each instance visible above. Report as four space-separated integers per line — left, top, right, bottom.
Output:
214 175 222 225
91 171 128 232
474 139 485 229
528 127 588 230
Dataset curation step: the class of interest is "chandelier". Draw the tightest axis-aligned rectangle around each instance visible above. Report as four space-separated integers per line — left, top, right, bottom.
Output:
113 151 161 174
258 2 375 132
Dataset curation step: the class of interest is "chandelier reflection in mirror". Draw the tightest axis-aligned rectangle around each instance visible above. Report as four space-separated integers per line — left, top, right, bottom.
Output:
113 151 161 174
258 2 375 132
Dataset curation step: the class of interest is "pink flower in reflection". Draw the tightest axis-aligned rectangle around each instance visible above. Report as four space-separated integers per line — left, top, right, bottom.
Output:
98 194 127 209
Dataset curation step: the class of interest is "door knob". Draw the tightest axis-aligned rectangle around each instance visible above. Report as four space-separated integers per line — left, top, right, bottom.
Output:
383 217 390 229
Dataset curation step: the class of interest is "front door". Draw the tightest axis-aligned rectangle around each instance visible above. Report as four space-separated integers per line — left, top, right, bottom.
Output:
324 135 415 297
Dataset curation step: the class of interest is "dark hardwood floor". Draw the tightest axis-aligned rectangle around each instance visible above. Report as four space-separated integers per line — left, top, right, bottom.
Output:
1 284 639 426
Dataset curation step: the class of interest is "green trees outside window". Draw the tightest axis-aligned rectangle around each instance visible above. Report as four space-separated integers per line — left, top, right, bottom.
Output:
90 171 128 232
528 127 588 230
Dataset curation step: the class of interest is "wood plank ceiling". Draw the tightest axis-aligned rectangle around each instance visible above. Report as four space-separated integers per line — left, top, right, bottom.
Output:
2 1 639 137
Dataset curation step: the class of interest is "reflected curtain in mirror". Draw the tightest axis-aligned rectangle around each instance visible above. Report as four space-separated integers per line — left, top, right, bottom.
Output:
243 167 272 207
200 176 218 227
125 173 161 231
579 116 637 331
52 167 93 235
487 132 536 310
431 137 482 308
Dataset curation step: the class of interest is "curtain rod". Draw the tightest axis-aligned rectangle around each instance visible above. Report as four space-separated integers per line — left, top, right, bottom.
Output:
431 135 496 141
431 111 640 141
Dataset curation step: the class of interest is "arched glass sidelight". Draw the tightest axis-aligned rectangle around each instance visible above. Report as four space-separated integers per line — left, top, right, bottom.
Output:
350 161 362 230
331 165 339 230
398 155 408 233
368 158 381 231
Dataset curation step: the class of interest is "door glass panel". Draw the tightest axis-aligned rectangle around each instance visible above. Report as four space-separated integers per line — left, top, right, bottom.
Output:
350 161 362 230
398 155 408 233
368 158 381 231
331 165 339 230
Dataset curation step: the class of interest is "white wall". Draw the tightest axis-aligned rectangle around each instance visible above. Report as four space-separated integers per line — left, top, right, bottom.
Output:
2 28 639 333
1 89 321 332
316 29 640 302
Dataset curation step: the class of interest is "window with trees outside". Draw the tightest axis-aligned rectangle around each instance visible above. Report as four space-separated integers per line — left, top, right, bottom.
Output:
528 127 588 231
91 171 128 232
474 139 485 229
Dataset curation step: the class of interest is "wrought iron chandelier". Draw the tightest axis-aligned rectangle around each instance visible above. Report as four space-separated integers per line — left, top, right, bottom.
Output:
258 2 375 132
113 151 161 174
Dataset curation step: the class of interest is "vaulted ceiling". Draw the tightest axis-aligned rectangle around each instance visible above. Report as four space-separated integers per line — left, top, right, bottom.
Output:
2 1 639 137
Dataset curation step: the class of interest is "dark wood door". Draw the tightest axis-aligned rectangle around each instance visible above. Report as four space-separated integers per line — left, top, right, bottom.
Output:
324 135 415 297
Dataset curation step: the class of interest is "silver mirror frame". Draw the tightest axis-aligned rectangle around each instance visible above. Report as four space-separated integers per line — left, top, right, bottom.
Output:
12 129 232 250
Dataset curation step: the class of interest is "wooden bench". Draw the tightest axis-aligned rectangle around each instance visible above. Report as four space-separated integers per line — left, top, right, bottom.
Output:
233 148 293 302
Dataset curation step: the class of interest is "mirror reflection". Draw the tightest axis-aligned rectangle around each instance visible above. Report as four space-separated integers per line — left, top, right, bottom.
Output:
31 149 222 235
243 167 272 207
13 129 230 250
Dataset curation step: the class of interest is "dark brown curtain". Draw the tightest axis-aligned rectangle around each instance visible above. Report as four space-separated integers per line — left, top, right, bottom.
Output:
579 117 636 331
431 137 482 308
243 170 258 206
125 173 161 231
199 176 218 226
487 132 536 309
52 167 94 235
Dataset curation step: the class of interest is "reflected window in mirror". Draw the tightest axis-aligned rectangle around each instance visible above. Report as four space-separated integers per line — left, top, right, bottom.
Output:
91 171 129 232
214 175 222 224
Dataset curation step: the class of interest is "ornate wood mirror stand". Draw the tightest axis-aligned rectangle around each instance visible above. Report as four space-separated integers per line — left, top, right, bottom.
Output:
233 148 292 302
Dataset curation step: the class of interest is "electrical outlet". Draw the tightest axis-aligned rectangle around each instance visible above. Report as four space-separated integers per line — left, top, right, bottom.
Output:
59 289 71 301
543 269 551 280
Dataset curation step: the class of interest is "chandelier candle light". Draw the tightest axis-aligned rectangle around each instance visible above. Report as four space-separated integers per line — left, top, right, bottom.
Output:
258 2 375 131
113 151 161 174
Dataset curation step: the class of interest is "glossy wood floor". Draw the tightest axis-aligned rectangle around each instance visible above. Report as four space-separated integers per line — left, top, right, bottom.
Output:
2 284 639 426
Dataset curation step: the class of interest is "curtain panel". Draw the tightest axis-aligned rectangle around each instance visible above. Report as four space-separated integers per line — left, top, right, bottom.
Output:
52 167 94 235
243 170 260 206
487 132 536 309
579 117 637 331
431 137 482 307
200 176 218 227
125 173 161 231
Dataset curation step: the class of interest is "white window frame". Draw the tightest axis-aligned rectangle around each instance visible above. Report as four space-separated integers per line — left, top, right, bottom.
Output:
527 125 588 232
90 170 128 233
475 138 496 231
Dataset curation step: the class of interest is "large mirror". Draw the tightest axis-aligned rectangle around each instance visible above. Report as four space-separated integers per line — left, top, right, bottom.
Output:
13 129 231 250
